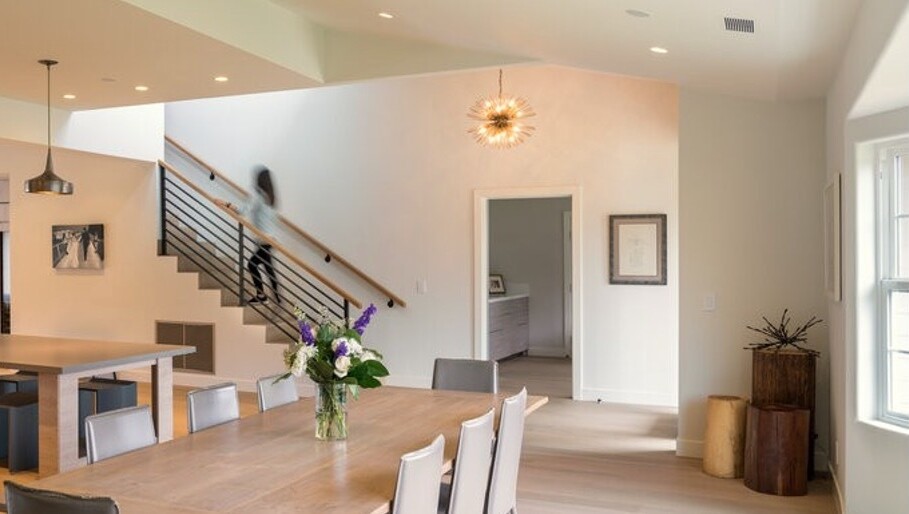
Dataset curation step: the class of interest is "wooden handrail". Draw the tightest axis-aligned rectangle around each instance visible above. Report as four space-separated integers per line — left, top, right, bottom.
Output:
158 160 364 310
164 136 407 308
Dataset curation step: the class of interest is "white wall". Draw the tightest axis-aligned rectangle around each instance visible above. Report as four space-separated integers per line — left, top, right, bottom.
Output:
56 104 165 162
490 197 571 356
165 65 680 405
2 138 287 391
677 90 828 465
826 0 909 511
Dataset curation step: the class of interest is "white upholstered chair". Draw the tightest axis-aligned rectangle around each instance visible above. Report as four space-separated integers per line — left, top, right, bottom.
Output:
84 405 157 464
438 409 496 514
486 388 527 514
186 382 240 433
391 434 446 514
256 373 299 412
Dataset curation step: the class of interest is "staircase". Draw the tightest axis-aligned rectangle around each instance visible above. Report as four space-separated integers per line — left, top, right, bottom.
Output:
156 138 405 346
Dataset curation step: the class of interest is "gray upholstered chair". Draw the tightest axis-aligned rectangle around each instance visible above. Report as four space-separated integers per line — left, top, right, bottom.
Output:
391 434 445 514
431 358 498 394
438 409 495 514
0 392 38 472
186 382 240 433
0 372 37 394
256 373 299 412
85 405 157 464
4 480 119 514
486 388 527 514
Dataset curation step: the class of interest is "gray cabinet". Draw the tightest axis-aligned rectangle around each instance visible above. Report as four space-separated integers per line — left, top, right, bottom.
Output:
488 296 529 361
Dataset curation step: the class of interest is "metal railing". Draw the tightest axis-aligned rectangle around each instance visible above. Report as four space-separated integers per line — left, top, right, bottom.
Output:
158 162 354 342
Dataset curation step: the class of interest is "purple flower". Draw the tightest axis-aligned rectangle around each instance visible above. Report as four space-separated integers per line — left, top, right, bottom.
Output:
333 339 349 358
353 304 378 335
299 320 316 346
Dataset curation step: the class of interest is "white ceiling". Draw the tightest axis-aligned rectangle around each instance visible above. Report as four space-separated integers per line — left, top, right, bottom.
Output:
852 6 909 119
0 0 863 111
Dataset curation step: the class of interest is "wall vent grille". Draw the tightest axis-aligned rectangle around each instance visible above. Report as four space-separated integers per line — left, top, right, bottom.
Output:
724 17 755 33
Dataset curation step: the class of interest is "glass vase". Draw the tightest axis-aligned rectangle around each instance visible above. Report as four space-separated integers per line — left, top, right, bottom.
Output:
315 382 348 440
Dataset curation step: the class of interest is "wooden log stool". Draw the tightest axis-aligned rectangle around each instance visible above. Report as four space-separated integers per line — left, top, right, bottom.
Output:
744 404 810 496
703 395 747 478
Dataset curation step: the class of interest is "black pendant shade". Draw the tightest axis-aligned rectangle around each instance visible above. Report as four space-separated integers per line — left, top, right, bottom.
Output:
24 59 73 195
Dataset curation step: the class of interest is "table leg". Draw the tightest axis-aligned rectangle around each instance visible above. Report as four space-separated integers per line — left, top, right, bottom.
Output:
38 373 79 477
151 357 174 442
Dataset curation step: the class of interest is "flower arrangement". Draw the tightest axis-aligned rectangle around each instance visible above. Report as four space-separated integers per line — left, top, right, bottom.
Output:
280 304 388 440
745 309 822 356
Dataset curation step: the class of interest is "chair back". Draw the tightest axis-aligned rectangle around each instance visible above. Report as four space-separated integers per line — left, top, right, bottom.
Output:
447 409 495 514
4 480 119 514
486 388 527 514
256 374 299 412
431 358 498 393
391 434 445 514
187 382 240 433
85 405 157 464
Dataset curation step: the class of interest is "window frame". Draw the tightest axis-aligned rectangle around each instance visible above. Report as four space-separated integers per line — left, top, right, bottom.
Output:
877 140 909 429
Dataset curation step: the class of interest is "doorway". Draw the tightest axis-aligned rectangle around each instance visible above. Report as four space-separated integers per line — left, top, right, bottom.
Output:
474 187 581 400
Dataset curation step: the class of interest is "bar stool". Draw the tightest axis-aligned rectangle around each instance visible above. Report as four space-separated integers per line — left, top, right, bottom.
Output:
0 372 37 394
0 392 39 472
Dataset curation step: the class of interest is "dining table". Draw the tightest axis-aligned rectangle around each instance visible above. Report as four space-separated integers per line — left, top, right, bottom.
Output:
0 334 194 476
33 386 548 513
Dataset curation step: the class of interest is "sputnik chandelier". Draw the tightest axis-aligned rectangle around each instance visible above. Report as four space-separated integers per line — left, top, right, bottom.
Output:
467 69 535 149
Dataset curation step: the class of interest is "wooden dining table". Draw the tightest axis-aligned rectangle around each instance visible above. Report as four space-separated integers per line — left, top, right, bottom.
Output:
0 334 194 477
34 386 548 513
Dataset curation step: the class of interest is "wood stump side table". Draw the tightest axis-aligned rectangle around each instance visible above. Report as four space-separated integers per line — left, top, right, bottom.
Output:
703 395 747 478
744 404 810 496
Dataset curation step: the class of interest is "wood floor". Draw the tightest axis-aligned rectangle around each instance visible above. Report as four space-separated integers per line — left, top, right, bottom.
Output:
2 360 836 513
500 356 836 513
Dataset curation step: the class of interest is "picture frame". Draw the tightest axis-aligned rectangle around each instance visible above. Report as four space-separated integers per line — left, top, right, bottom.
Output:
52 224 105 270
488 274 506 295
825 174 841 302
609 214 667 285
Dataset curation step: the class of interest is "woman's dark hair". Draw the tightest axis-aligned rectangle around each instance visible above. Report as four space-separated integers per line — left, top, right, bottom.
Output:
254 166 276 207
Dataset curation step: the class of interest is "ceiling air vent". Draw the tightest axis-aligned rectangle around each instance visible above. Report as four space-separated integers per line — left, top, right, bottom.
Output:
724 17 755 33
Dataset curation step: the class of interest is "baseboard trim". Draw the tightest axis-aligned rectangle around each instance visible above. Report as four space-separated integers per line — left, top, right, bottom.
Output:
676 438 703 458
117 370 316 396
830 463 844 513
383 375 431 389
581 387 676 407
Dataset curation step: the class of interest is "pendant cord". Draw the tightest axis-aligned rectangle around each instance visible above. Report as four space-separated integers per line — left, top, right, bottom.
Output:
46 62 51 149
498 69 503 98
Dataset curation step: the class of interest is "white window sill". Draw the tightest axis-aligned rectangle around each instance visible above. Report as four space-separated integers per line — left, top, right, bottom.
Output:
858 418 909 437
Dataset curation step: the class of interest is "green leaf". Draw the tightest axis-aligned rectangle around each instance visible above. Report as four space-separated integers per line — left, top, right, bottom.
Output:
344 329 362 342
271 372 292 385
363 360 389 377
357 376 381 388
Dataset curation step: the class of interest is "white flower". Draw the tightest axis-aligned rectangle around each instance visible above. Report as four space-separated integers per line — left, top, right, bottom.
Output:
290 356 305 377
334 355 351 378
331 337 348 353
361 350 377 362
347 339 363 357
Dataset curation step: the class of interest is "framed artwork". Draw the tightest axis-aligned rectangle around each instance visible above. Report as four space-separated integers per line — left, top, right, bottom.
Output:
825 174 841 301
609 214 667 285
489 274 506 295
52 224 104 270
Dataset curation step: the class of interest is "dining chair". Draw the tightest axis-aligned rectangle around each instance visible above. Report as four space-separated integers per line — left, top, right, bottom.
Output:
431 358 498 394
486 388 527 514
186 382 240 433
85 405 157 464
256 373 299 412
438 409 495 514
4 480 119 514
391 434 445 514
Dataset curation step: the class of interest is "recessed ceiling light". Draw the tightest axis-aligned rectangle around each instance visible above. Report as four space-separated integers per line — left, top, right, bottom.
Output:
134 85 149 92
62 94 76 100
626 9 651 18
378 12 394 19
101 77 116 83
214 76 229 82
650 47 669 54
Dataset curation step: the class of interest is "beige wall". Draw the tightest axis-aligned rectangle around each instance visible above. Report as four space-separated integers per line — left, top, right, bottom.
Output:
678 90 828 467
2 138 286 391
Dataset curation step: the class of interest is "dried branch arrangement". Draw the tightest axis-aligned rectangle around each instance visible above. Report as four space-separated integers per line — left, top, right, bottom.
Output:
745 309 822 356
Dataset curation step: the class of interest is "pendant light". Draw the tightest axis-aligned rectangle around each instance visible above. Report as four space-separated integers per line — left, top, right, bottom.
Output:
24 59 73 195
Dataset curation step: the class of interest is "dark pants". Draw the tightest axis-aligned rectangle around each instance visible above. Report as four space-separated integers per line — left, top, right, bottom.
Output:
248 244 278 299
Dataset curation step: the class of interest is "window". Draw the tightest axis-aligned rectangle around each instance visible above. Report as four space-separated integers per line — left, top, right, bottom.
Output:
878 139 909 427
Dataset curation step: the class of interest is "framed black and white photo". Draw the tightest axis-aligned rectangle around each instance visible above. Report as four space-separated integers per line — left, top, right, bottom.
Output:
489 274 506 295
609 214 667 285
52 224 104 270
825 174 841 301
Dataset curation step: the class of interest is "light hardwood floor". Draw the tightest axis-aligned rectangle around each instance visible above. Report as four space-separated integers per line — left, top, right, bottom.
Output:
501 355 836 513
2 362 836 513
